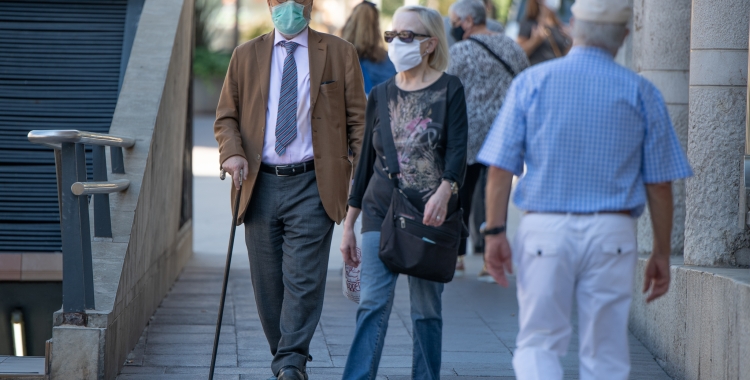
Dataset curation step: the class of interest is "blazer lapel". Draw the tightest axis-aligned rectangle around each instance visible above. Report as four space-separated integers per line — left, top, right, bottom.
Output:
308 28 327 109
255 31 275 107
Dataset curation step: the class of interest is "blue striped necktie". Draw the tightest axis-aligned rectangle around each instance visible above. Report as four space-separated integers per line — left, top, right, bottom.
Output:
275 41 299 156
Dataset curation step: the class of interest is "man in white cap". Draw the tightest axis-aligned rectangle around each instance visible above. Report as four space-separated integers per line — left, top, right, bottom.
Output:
477 0 692 379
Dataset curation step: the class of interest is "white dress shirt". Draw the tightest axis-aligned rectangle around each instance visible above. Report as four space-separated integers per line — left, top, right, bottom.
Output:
262 28 313 165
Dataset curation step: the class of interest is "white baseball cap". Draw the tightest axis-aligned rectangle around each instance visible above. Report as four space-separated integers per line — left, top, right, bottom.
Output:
571 0 632 24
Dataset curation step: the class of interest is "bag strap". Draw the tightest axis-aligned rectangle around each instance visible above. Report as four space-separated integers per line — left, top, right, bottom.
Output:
546 29 563 58
377 80 401 187
468 37 516 78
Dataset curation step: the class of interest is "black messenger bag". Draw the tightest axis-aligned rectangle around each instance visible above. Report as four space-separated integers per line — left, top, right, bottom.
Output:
375 82 463 283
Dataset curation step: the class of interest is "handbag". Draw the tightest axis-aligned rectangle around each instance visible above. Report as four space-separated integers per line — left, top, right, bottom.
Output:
342 250 362 303
376 82 463 283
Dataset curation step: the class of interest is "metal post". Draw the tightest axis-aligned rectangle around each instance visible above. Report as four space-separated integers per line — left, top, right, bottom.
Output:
53 149 63 231
111 146 125 174
75 144 95 310
92 145 113 237
59 143 87 313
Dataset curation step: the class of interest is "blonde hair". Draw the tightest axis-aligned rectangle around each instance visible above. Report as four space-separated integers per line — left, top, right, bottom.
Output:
395 5 450 71
341 2 387 62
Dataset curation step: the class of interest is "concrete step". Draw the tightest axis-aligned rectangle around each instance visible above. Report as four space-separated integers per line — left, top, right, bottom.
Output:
0 356 45 379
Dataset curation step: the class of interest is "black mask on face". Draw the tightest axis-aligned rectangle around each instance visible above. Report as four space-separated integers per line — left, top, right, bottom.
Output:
450 24 465 42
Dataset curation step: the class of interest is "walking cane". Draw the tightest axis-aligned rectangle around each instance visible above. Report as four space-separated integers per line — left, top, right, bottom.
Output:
209 168 243 380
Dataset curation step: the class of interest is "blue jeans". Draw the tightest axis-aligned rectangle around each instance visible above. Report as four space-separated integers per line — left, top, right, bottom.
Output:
342 231 444 380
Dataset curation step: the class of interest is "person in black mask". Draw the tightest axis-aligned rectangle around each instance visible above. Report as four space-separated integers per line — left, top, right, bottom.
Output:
443 0 503 47
446 0 528 280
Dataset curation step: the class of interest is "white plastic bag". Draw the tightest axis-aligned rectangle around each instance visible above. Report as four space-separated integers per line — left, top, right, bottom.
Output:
342 215 363 303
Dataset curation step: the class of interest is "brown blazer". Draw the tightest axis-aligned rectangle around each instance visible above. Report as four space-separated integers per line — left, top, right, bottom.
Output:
214 28 366 225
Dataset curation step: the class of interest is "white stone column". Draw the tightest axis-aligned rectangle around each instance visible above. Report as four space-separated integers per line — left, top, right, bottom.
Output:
630 0 691 256
684 0 749 265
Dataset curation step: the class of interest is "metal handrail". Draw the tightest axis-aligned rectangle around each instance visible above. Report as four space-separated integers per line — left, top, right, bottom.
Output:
28 130 135 148
71 179 130 196
40 142 62 150
29 130 133 174
27 129 135 314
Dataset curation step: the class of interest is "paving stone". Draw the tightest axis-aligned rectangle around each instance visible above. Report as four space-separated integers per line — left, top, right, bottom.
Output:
118 366 167 374
118 375 239 380
441 351 514 364
237 359 271 368
165 366 274 376
325 344 352 356
145 343 235 355
148 324 236 335
449 367 517 377
151 308 235 325
146 332 235 344
143 354 237 367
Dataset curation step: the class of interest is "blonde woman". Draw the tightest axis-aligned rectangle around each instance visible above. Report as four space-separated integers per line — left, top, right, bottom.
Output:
340 5 468 379
341 1 396 95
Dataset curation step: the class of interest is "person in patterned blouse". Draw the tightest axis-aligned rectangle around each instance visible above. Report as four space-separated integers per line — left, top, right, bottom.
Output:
446 0 529 280
340 5 468 380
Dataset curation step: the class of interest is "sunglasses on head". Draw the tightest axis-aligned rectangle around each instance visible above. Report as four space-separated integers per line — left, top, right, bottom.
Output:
384 30 431 43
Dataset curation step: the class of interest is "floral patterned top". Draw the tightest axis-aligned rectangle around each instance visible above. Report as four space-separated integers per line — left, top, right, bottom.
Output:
349 74 468 233
446 33 529 164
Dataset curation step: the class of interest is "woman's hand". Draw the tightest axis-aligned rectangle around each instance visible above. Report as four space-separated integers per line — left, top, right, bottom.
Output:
339 206 361 268
530 24 548 43
340 207 362 267
423 181 452 227
340 225 360 267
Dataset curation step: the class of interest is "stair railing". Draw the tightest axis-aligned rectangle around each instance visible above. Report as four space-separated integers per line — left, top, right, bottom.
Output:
27 130 134 318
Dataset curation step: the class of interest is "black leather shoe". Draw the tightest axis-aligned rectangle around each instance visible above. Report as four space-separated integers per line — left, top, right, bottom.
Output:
276 365 308 380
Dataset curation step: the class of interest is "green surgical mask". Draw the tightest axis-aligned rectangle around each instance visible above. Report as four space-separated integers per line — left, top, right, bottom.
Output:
271 1 309 36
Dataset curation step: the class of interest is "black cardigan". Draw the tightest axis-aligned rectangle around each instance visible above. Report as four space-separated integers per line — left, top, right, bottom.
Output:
348 74 468 233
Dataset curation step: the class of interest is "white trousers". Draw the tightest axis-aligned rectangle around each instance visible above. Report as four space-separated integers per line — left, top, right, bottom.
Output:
511 213 638 380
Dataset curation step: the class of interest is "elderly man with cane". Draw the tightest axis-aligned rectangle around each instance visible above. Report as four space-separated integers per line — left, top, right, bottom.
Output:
477 0 692 379
213 0 366 377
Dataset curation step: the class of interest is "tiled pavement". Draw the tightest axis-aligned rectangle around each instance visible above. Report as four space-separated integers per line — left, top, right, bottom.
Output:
116 254 671 380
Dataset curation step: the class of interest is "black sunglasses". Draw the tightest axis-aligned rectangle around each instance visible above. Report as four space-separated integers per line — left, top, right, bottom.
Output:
384 30 431 43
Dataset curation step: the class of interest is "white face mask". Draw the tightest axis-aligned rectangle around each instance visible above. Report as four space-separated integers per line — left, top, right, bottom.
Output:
545 0 561 11
388 38 429 73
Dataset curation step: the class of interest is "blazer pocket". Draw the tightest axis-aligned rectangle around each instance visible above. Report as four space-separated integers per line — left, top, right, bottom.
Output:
320 81 339 92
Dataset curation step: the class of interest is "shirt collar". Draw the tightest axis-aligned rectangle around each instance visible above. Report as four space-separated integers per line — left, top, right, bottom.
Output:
273 27 309 48
566 46 613 60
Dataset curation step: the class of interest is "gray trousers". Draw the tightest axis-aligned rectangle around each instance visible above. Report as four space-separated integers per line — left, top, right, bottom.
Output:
243 170 334 375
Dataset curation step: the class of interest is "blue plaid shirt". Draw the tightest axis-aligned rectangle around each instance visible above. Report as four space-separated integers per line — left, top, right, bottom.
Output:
477 47 692 216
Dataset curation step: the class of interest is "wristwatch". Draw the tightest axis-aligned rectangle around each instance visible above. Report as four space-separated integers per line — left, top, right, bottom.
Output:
480 222 506 236
443 179 459 195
